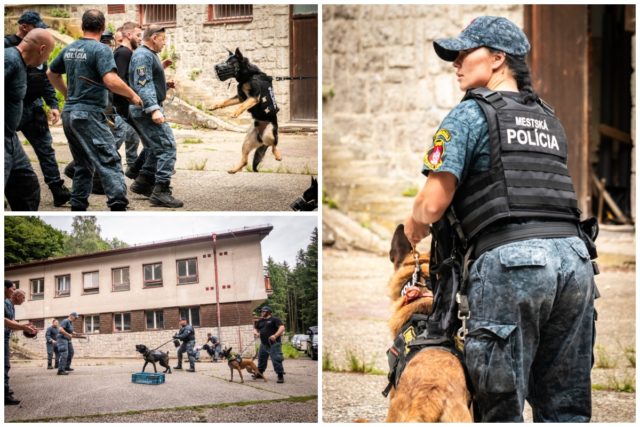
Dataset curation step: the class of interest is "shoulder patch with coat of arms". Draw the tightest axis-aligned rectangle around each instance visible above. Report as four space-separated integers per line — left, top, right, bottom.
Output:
424 128 451 170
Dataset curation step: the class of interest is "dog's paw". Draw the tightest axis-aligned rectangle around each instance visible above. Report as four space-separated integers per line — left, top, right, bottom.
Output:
227 169 238 174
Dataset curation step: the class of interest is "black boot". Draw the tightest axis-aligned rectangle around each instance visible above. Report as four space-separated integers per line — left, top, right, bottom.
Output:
150 182 183 208
130 173 155 197
63 161 75 180
277 373 284 383
5 394 20 405
49 181 71 207
91 173 105 195
126 150 146 179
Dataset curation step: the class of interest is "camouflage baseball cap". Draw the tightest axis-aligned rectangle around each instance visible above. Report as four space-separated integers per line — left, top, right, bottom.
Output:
434 16 530 62
18 11 48 29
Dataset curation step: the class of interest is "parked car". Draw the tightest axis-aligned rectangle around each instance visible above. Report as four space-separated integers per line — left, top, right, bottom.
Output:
306 326 318 360
291 334 309 351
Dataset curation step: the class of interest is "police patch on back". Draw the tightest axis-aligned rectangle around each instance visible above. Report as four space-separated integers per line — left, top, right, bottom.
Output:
499 109 567 159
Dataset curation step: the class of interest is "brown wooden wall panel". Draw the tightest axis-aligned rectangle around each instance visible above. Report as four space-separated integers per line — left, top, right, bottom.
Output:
290 8 318 120
131 310 145 332
99 313 113 334
163 307 180 331
525 5 591 215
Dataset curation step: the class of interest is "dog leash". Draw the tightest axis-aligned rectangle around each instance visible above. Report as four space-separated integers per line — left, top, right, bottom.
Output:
151 338 175 352
274 76 317 81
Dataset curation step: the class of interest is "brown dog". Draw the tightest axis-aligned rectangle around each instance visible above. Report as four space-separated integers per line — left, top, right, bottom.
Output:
221 347 266 383
385 224 472 422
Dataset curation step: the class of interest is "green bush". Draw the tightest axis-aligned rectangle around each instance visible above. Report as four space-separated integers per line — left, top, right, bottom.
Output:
50 8 70 18
282 342 299 359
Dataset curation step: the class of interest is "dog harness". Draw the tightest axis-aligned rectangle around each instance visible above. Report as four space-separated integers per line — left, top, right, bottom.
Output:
238 74 279 121
226 352 243 364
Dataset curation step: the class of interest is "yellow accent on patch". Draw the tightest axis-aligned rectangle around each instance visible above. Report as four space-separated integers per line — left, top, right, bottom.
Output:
403 326 416 355
434 128 451 144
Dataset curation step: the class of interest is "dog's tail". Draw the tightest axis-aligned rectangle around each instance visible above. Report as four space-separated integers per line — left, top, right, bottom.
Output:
252 145 268 172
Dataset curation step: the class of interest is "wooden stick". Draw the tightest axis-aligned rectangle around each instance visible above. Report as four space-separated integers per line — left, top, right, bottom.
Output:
590 170 631 224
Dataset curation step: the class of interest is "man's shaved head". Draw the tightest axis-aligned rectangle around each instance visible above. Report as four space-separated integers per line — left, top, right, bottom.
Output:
19 28 55 67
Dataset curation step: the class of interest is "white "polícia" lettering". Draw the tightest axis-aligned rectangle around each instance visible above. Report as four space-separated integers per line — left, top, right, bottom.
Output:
506 128 560 151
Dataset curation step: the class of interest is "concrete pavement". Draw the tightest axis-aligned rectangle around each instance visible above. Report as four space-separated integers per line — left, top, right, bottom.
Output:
5 357 317 422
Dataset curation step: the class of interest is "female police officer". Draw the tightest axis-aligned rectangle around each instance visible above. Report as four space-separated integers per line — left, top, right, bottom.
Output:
404 16 596 422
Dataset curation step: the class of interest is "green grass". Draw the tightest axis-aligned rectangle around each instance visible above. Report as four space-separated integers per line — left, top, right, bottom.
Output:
595 344 616 369
345 349 385 375
323 351 336 372
623 346 636 368
183 138 203 145
282 342 300 359
322 190 338 209
22 140 30 146
402 186 419 197
188 159 208 171
593 372 635 393
50 8 70 18
189 69 202 81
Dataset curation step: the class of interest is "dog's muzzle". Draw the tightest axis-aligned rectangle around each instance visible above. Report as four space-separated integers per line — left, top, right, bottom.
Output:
173 339 180 348
215 62 237 81
290 197 317 211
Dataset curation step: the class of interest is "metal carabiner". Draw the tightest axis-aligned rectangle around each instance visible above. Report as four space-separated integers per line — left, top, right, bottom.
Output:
411 250 420 285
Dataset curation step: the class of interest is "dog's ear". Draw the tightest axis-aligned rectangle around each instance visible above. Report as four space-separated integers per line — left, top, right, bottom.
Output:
390 224 413 270
311 176 317 186
234 48 243 61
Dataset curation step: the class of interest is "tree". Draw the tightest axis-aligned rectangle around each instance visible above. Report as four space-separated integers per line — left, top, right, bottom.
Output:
5 216 68 264
63 216 128 255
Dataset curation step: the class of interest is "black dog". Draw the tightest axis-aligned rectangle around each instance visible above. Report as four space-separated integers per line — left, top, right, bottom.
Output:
135 344 172 374
211 48 281 174
291 176 318 211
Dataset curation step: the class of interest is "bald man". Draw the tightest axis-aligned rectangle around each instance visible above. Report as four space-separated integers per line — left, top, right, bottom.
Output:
6 13 71 208
5 28 55 211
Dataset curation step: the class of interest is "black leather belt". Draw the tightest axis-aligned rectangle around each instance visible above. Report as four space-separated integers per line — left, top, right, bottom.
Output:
473 221 580 258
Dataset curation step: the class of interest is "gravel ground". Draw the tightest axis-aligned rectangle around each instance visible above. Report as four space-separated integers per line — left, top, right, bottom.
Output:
14 126 318 212
49 400 318 423
322 226 636 422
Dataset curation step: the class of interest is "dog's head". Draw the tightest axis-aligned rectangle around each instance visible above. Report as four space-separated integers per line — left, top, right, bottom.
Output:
214 48 263 83
291 177 318 211
221 346 233 359
135 344 148 354
388 224 433 337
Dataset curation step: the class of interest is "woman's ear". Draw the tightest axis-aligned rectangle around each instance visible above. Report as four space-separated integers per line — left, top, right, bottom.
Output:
491 52 507 71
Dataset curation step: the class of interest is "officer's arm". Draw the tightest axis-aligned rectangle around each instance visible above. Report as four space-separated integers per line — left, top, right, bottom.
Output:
103 71 138 103
4 318 33 331
46 70 67 99
42 66 60 110
129 55 160 114
405 172 457 245
275 325 285 339
58 326 72 339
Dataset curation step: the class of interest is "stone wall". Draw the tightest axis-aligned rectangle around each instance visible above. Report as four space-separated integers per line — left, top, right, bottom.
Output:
323 5 524 235
631 34 636 221
14 324 256 359
5 4 293 121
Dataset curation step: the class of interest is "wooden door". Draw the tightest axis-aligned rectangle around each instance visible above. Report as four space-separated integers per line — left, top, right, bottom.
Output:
290 5 318 121
525 5 591 215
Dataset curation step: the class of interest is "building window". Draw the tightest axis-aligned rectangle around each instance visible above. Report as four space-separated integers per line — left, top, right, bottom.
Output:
177 258 198 284
140 5 176 26
30 278 44 300
112 267 130 292
12 281 19 289
145 310 164 330
179 307 200 327
207 5 253 24
84 315 100 334
83 271 100 294
30 319 44 329
114 313 131 332
55 275 70 297
107 4 126 14
143 262 163 287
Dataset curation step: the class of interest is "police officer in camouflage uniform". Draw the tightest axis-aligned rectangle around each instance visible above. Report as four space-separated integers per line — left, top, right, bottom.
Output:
47 9 142 211
45 319 60 370
5 28 55 211
57 311 79 375
404 16 597 422
128 25 183 208
173 317 196 372
5 11 71 207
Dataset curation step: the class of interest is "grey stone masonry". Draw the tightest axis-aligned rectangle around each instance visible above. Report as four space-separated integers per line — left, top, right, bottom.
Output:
323 5 523 235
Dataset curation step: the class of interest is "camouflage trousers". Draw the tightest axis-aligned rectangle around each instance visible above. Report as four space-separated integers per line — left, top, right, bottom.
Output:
129 111 176 185
4 131 40 210
464 236 596 422
19 102 63 186
113 114 140 167
62 110 128 210
176 340 196 369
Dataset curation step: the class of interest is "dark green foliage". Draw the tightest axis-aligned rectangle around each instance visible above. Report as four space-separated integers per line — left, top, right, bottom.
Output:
5 216 67 264
258 228 318 333
64 216 129 255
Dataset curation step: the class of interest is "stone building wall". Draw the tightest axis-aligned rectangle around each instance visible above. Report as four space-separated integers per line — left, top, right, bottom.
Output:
14 324 256 359
323 5 524 234
5 4 293 121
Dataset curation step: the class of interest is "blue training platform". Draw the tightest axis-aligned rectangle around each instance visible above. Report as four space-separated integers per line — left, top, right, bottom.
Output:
132 372 165 385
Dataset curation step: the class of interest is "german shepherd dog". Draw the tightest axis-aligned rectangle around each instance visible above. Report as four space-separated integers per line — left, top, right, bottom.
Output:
385 225 472 422
221 347 266 383
291 176 318 211
135 344 172 374
211 48 281 174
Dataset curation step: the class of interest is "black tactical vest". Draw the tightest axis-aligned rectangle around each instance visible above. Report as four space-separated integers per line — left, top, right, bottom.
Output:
453 88 581 241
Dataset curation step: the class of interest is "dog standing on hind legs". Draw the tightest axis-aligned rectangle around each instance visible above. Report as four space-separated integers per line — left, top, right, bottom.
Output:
384 224 472 422
210 48 281 174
